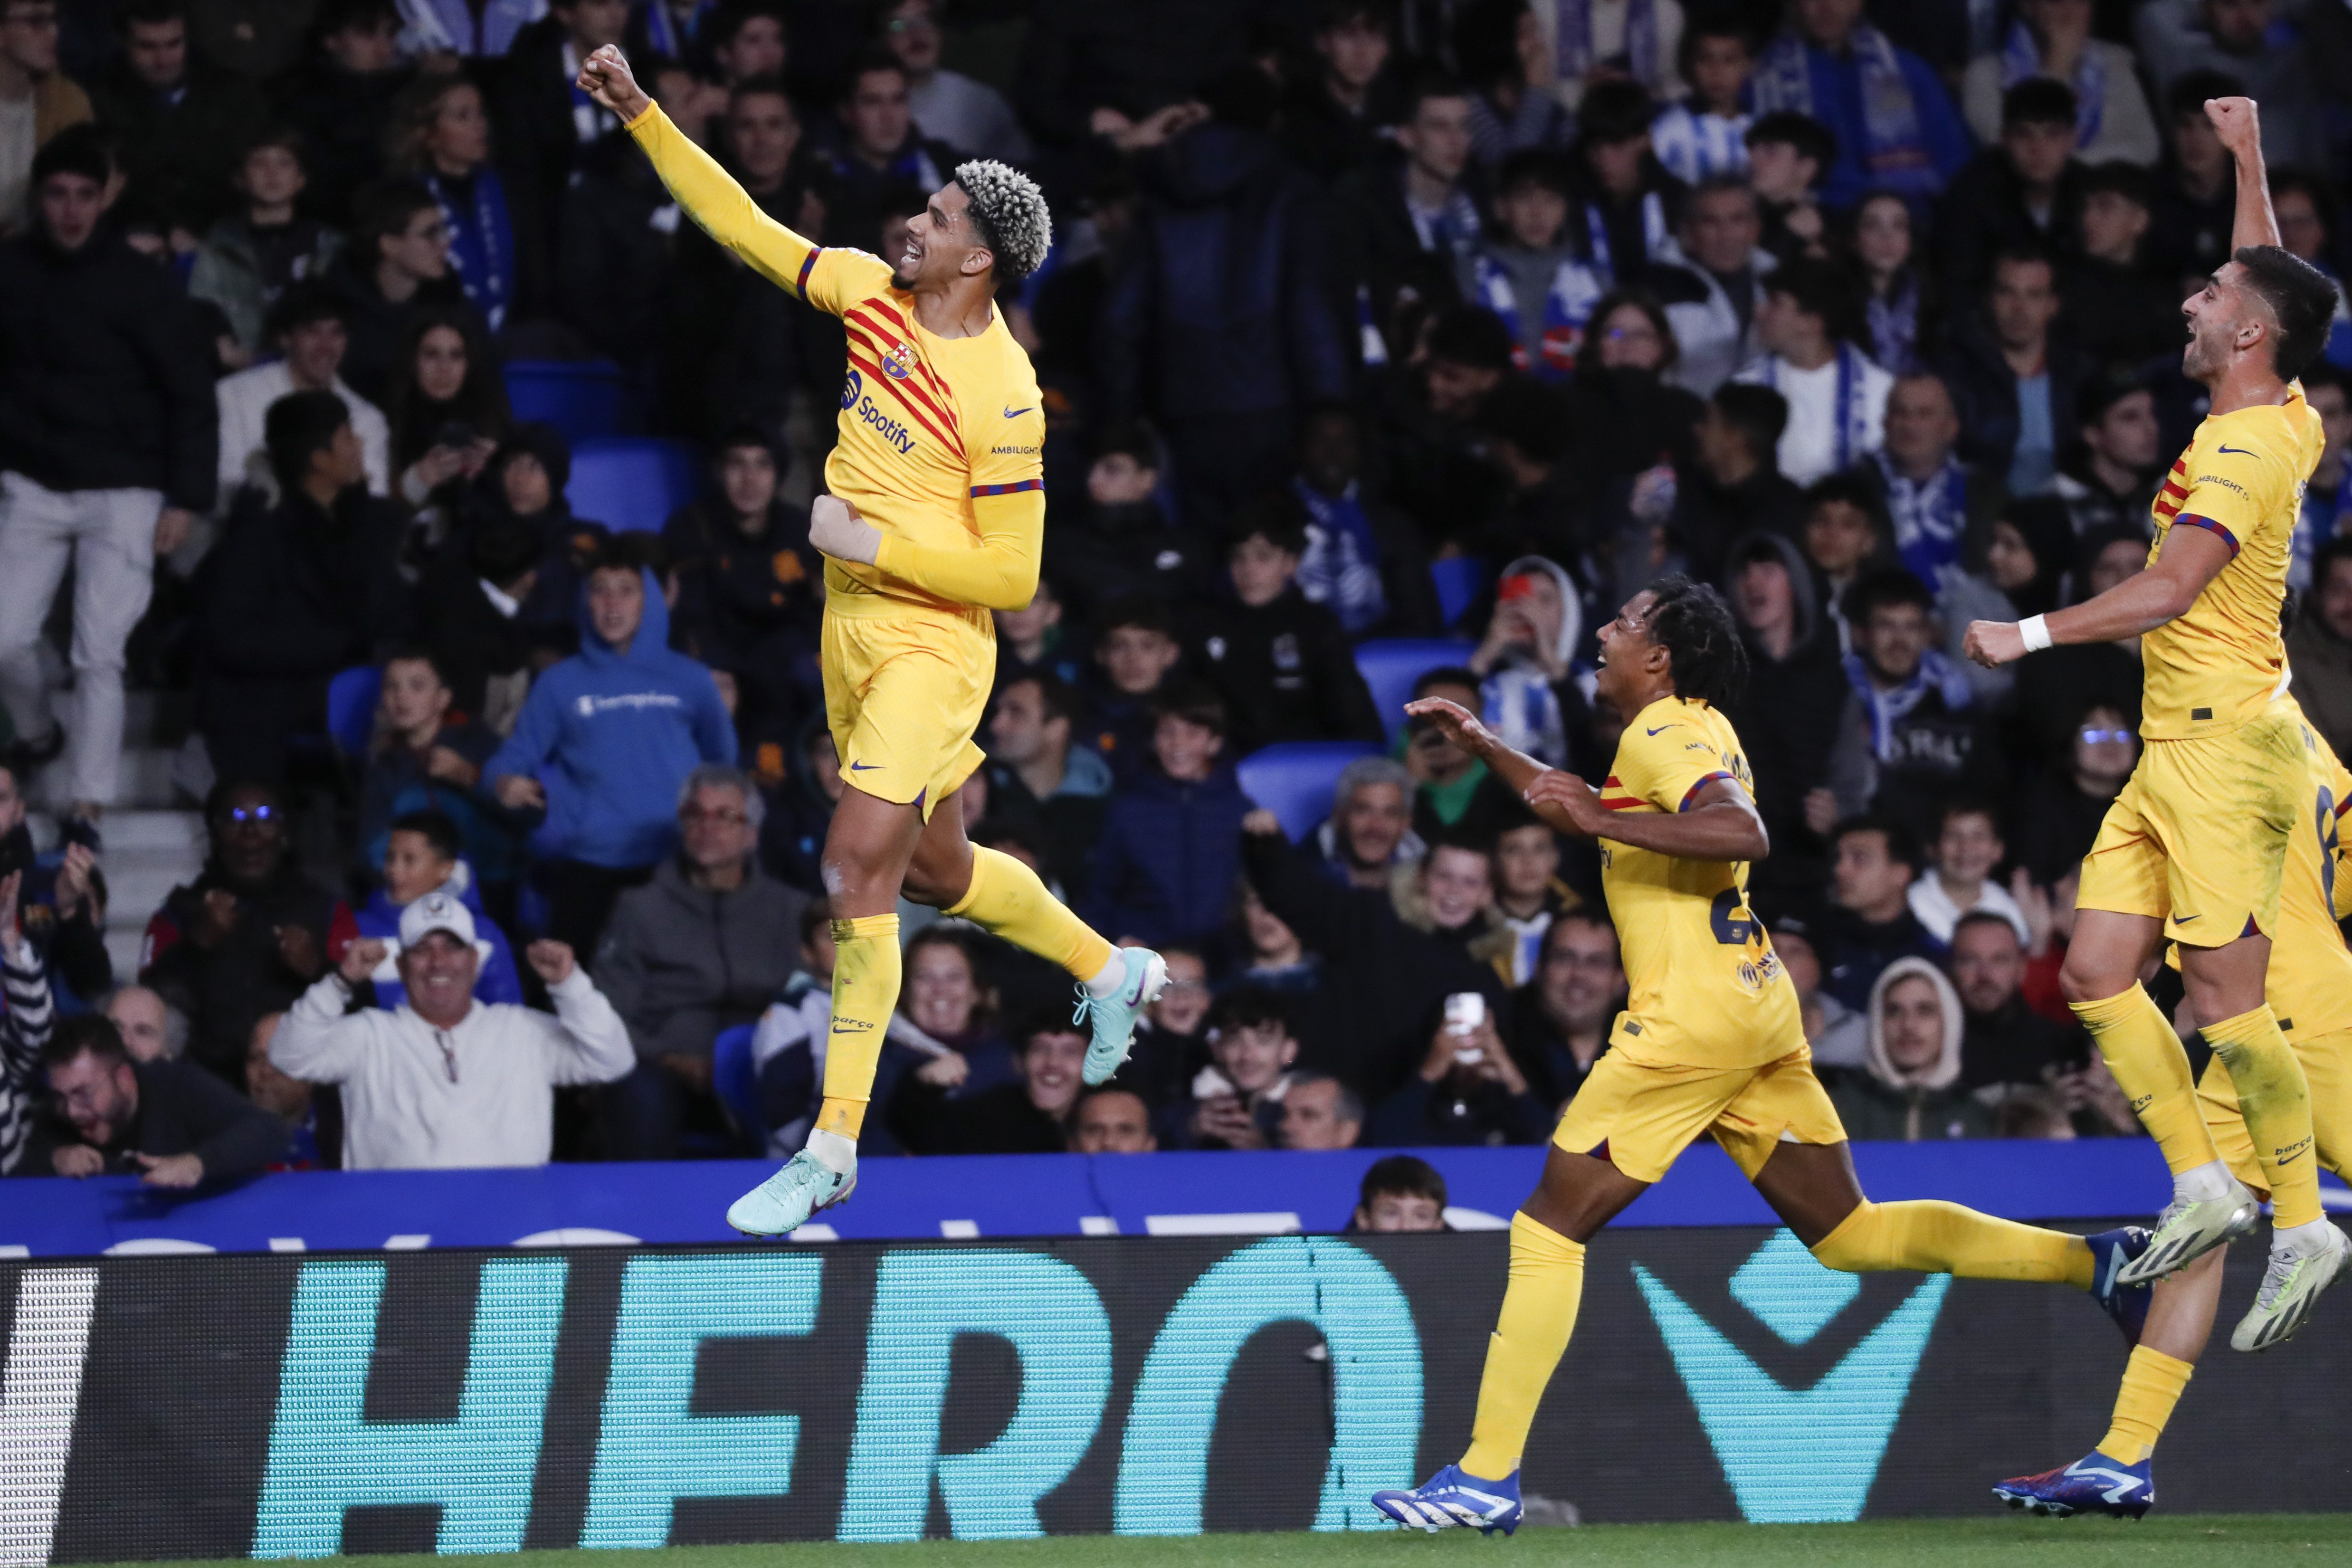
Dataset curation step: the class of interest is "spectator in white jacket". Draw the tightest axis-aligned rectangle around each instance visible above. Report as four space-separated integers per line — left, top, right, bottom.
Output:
214 286 390 513
270 889 631 1169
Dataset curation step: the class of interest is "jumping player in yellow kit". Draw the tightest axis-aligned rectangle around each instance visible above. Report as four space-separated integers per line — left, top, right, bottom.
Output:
1371 579 2154 1535
1965 95 2349 1349
1996 695 2352 1517
576 46 1165 1237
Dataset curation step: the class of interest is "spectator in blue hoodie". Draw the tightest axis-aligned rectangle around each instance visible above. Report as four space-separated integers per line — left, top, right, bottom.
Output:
348 808 523 1011
486 551 736 953
1085 683 1252 950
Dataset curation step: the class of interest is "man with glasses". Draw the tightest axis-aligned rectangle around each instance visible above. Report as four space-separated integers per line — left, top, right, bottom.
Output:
592 763 808 1159
30 1012 280 1185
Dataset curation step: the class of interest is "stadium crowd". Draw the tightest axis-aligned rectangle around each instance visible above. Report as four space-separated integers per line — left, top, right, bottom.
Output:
4 0 2352 1182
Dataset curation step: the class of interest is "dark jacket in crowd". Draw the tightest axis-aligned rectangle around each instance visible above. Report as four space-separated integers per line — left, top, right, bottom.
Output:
0 823 112 1004
1821 905 1938 1015
1102 121 1349 426
1085 764 1251 949
0 223 217 511
1932 150 2084 300
1012 0 1256 147
983 747 1114 898
141 861 353 1085
87 58 267 231
1934 313 2088 486
415 554 536 722
1241 827 1502 1097
1192 586 1384 753
1366 1062 1554 1147
1330 155 1469 347
1673 469 1805 585
1047 502 1222 621
272 56 415 225
356 719 518 886
888 1078 1067 1155
2060 254 2186 371
327 252 487 408
194 485 411 782
593 856 809 1061
558 131 686 375
19 1056 285 1183
1827 1068 1999 1141
1961 996 2085 1091
661 496 821 691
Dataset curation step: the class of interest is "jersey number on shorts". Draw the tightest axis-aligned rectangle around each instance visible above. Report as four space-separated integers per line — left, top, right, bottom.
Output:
1709 888 1758 946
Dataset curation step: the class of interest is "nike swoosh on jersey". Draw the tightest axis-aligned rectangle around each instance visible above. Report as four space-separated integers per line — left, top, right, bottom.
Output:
1004 405 1033 417
2175 913 2200 923
2216 444 2255 456
1645 725 1678 736
849 760 881 771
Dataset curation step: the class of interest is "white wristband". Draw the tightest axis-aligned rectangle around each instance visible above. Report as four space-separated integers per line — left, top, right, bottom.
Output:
2019 614 2052 653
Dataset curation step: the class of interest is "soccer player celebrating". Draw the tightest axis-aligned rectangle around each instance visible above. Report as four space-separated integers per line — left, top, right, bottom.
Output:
1965 95 2349 1342
1995 697 2352 1518
1371 579 2151 1536
576 46 1165 1236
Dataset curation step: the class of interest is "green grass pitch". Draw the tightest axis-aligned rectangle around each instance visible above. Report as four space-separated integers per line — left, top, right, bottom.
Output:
88 1515 2352 1568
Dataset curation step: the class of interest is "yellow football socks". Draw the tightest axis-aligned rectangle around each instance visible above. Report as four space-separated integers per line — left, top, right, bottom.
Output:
1809 1200 2094 1288
2071 984 2220 1176
2098 1346 2193 1463
2202 1004 2321 1228
1460 1213 1585 1480
814 913 901 1139
946 844 1119 980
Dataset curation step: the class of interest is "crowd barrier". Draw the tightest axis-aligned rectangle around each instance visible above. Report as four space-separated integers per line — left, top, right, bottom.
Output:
6 1225 2347 1566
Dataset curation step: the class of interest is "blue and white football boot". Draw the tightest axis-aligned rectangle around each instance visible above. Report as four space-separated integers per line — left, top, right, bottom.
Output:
2086 1226 2155 1343
1992 1451 2154 1520
726 1150 855 1237
1371 1465 1522 1535
1074 946 1168 1085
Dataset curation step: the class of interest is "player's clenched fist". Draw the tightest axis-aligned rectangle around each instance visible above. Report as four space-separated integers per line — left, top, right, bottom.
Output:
2204 95 2260 160
1962 619 2028 668
576 43 651 123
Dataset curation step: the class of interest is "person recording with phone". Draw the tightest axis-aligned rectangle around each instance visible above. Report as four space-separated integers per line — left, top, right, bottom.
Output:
1367 987 1557 1146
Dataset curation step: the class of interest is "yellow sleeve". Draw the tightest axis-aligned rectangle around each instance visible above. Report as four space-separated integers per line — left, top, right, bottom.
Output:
624 104 890 315
2171 434 2284 556
2329 751 2352 922
872 489 1043 612
1600 717 1733 816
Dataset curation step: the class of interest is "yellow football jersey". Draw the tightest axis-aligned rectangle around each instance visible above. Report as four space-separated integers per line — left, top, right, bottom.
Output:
1596 696 1803 1068
2140 386 2323 738
798 249 1046 612
627 105 1046 618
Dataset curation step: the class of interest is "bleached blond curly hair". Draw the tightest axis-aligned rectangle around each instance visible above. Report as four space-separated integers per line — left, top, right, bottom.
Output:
953 159 1052 282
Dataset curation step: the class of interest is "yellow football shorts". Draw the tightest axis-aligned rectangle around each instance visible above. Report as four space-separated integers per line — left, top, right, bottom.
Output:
2077 710 2301 945
820 600 993 821
1554 1043 1848 1184
2199 1026 2352 1196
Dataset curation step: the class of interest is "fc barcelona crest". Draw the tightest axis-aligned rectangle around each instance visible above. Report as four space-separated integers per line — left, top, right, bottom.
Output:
882 340 917 379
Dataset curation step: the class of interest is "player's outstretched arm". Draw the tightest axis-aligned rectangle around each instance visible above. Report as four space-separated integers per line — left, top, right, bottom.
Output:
1962 523 2232 667
2206 96 2279 251
807 492 1045 612
580 44 820 300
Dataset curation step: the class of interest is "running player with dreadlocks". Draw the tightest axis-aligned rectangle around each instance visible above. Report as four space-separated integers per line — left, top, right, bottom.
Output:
576 46 1163 1238
1372 578 2155 1536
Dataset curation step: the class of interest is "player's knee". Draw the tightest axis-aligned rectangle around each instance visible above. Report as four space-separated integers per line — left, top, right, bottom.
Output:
2058 950 2125 1007
1806 1200 1881 1273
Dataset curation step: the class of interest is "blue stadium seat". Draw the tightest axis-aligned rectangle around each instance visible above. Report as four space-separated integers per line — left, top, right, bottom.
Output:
1430 556 1488 628
504 360 627 444
325 665 382 757
1237 741 1382 840
712 1022 762 1144
1354 638 1479 741
566 437 701 532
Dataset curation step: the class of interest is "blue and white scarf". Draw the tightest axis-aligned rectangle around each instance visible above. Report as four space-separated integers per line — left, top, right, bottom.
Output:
1650 104 1751 184
1293 478 1390 634
1842 646 1974 760
1582 190 1668 285
426 166 513 332
1874 451 1969 582
1864 271 1923 375
1760 343 1875 473
1998 22 2104 150
1752 24 1931 193
1555 0 1663 91
1470 253 1603 377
